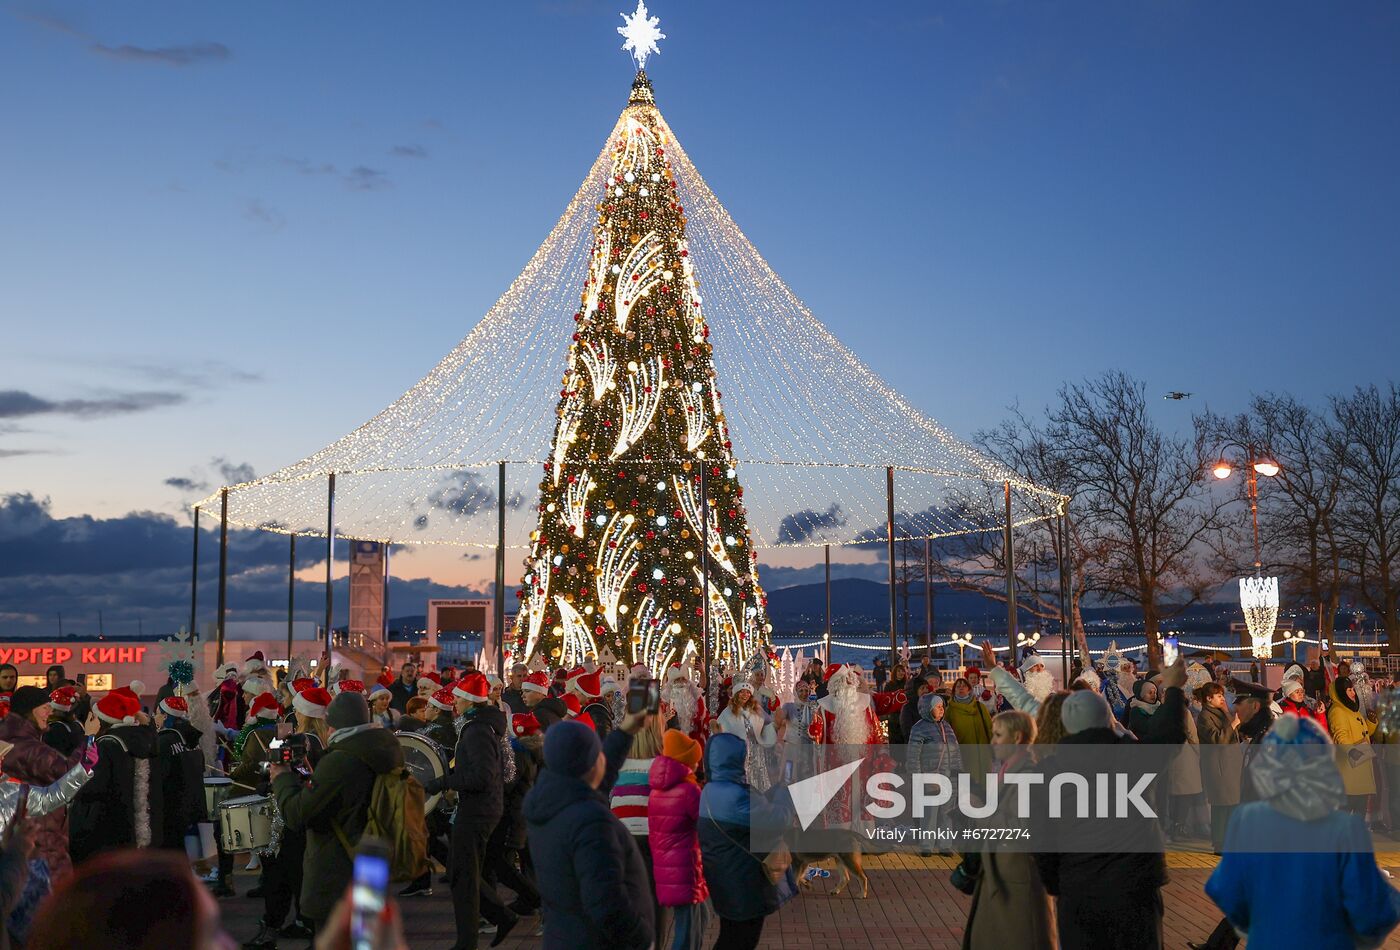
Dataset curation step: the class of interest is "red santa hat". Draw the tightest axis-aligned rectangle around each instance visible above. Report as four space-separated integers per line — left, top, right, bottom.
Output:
568 669 603 700
428 685 457 712
376 670 396 689
629 662 652 680
574 711 595 731
562 694 582 717
664 665 690 685
334 679 366 695
248 692 281 721
159 696 190 719
512 712 541 737
95 684 143 725
522 671 550 696
292 677 317 694
293 686 332 719
452 673 491 704
49 685 78 713
963 665 983 678
417 673 442 690
243 651 268 677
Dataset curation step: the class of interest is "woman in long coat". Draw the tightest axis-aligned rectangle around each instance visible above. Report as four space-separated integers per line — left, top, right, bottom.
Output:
1196 683 1242 853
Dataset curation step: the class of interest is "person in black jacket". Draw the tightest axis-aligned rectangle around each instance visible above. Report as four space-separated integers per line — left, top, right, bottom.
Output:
421 672 517 949
154 696 206 852
484 712 542 916
524 715 651 950
1034 665 1185 950
386 662 418 714
43 685 88 756
400 685 459 899
69 686 165 864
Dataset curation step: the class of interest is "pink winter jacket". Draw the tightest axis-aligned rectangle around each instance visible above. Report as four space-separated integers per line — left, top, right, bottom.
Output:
646 754 708 907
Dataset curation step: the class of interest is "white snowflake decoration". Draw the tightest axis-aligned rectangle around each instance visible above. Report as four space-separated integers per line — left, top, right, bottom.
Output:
618 1 665 70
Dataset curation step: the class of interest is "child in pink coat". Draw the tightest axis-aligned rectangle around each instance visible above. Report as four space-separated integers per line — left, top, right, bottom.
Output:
648 729 712 950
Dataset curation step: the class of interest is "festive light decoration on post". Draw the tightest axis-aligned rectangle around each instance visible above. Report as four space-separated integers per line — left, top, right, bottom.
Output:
1240 575 1280 659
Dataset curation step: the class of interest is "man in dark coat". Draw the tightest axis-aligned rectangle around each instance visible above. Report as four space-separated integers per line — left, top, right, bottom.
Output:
422 672 516 948
485 714 541 916
154 696 206 852
502 663 530 715
387 662 418 714
524 715 651 950
270 692 404 931
1034 665 1185 950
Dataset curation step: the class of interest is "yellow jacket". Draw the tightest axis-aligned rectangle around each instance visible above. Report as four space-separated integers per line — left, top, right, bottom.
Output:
1327 681 1377 796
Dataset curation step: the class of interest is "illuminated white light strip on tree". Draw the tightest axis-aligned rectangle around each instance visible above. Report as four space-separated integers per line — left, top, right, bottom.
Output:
613 230 665 333
562 471 594 538
677 384 710 451
595 512 641 630
612 356 664 458
671 473 738 576
521 548 552 660
551 394 585 485
579 339 617 403
694 565 743 662
555 596 596 666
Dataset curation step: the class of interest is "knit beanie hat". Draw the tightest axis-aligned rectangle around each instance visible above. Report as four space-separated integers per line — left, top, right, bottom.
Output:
543 719 602 779
662 728 702 768
327 691 370 730
1061 690 1114 735
9 686 50 721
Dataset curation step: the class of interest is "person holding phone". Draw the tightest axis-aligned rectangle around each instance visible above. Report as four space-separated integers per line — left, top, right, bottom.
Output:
0 686 99 882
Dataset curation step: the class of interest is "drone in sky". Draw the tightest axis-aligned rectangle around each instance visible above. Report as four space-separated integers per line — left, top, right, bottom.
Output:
1163 391 1193 401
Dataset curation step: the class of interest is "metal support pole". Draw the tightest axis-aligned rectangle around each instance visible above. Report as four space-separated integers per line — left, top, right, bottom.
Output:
217 489 228 667
383 543 392 668
700 464 712 703
325 473 336 669
287 533 296 672
924 537 933 662
886 467 897 666
824 543 832 664
189 506 200 639
1004 481 1018 658
494 461 507 678
1058 511 1070 680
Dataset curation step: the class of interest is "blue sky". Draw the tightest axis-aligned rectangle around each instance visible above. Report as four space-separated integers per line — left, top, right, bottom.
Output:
2 1 1398 636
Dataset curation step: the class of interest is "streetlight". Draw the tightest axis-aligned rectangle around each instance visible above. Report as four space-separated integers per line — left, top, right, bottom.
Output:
1212 448 1282 659
952 631 974 671
1280 629 1307 663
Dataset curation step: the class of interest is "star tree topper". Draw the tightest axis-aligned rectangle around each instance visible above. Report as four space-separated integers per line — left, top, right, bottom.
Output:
618 0 665 70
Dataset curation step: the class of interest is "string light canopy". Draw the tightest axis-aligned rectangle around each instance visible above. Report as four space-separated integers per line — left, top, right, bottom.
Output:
196 4 1066 590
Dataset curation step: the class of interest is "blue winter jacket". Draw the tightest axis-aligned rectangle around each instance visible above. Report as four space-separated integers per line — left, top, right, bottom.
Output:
697 732 792 922
524 728 653 950
1206 802 1400 950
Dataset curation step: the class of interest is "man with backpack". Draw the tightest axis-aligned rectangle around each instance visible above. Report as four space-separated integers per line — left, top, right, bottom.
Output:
270 690 409 936
422 671 519 949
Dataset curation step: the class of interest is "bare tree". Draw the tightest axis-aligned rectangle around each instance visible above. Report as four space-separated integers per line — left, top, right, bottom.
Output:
1329 384 1400 645
1045 371 1229 669
1203 394 1347 640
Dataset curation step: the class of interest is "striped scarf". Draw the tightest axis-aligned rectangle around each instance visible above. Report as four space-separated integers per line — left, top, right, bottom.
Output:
609 756 654 835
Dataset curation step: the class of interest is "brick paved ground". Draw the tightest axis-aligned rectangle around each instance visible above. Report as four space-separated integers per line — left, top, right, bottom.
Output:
215 850 1400 948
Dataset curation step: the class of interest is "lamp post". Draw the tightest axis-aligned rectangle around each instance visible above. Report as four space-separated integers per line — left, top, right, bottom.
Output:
1280 629 1307 663
952 631 974 671
1212 449 1282 660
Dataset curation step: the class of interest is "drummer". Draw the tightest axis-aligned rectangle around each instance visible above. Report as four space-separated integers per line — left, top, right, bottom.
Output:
424 685 458 750
230 693 283 796
398 684 458 900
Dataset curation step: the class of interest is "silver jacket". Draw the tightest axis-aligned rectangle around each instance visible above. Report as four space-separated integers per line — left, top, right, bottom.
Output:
0 761 92 838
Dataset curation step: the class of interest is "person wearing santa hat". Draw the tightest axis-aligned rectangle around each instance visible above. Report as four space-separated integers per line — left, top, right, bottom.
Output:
568 669 614 740
230 692 284 796
482 712 542 918
420 672 518 945
417 671 443 699
153 694 207 853
660 664 709 755
44 684 87 756
368 684 400 730
519 671 551 711
422 685 459 751
70 683 165 862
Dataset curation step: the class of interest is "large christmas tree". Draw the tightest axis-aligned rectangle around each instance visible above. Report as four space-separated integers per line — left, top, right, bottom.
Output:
514 68 771 671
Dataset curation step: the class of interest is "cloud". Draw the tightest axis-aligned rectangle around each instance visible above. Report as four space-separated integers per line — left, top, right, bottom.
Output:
0 494 482 637
10 10 231 67
419 472 525 528
117 359 262 388
345 166 390 191
278 157 338 177
0 449 52 459
775 503 848 545
755 561 890 589
90 41 231 66
213 458 256 484
163 477 208 492
390 144 428 159
243 198 285 232
0 389 184 420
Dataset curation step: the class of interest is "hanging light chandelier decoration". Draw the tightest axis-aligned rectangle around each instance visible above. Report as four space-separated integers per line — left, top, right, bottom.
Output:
1240 575 1280 659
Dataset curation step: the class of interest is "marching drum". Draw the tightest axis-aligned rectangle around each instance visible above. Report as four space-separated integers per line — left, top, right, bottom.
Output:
218 795 275 853
203 776 233 818
396 730 449 814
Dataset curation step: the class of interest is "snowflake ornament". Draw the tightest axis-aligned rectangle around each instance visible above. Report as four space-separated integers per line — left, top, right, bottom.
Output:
618 0 665 70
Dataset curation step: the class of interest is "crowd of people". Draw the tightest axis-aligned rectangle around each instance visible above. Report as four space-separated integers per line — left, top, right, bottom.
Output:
0 641 1397 950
